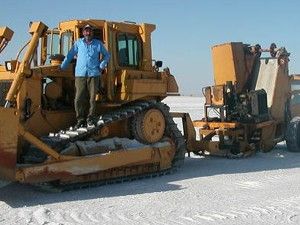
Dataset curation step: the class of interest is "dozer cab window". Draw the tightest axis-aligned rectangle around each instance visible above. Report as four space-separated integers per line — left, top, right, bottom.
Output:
117 34 141 67
288 79 300 118
44 29 60 64
61 31 73 56
40 31 75 110
291 81 300 105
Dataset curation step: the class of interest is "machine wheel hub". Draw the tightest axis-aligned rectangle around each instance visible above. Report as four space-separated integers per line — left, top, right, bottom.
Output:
133 108 166 143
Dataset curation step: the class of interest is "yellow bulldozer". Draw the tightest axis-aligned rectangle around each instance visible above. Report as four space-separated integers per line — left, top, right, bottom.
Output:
0 19 299 190
0 19 185 190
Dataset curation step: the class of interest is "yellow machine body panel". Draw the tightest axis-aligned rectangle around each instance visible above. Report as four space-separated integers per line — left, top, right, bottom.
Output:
212 42 248 92
0 27 14 41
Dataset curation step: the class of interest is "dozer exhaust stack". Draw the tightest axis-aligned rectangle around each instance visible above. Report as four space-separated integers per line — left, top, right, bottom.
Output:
4 21 48 107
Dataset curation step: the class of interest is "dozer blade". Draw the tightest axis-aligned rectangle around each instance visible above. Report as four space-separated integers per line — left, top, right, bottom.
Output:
15 141 174 184
0 107 19 182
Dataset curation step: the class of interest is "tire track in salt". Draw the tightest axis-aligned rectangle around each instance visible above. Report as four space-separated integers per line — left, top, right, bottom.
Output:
84 212 99 223
235 181 263 190
163 196 300 225
18 207 63 225
115 212 134 224
69 211 86 224
269 197 300 223
18 207 111 225
16 195 300 225
32 208 52 225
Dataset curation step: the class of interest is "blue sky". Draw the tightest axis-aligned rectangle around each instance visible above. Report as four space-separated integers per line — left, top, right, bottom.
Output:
1 0 300 95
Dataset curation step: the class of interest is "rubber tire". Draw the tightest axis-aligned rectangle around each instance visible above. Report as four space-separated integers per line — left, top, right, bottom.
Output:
286 116 300 152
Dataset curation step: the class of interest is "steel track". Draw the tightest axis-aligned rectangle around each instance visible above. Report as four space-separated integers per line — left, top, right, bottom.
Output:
31 101 186 192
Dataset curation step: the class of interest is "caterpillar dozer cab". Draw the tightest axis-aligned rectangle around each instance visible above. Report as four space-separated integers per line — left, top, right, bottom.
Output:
0 20 185 189
177 42 300 157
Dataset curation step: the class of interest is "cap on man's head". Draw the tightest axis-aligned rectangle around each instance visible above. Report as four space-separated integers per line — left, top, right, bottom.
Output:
83 24 93 30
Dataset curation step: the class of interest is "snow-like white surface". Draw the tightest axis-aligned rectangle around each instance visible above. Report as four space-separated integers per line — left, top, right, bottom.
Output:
0 96 300 225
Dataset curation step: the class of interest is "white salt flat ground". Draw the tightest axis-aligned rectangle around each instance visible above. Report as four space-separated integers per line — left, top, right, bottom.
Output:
0 96 299 225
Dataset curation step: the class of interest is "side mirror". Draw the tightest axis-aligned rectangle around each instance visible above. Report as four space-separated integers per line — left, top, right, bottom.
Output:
5 60 18 72
155 60 163 68
5 61 12 71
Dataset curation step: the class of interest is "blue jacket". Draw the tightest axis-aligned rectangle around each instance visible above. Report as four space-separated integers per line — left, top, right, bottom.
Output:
61 38 110 77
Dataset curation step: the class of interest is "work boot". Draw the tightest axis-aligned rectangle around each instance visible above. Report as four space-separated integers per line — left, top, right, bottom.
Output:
87 118 97 128
74 120 86 130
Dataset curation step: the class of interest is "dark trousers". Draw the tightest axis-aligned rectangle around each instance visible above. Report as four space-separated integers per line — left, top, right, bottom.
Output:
75 76 100 122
